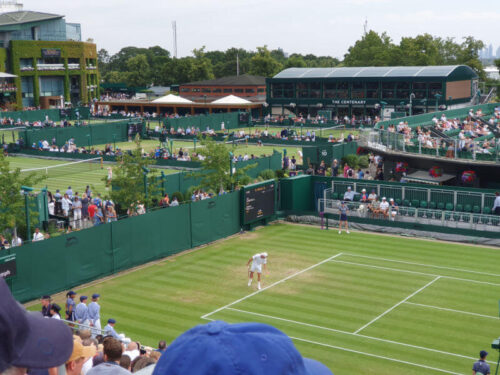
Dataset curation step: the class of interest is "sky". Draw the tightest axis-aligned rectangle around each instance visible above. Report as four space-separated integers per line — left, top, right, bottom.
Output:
21 0 500 59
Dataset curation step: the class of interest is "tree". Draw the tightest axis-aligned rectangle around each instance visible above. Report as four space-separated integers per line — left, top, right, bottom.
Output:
495 58 500 72
249 46 283 77
103 71 125 84
285 55 307 68
106 137 159 213
399 34 442 66
192 137 255 193
126 54 151 87
97 48 110 75
0 154 44 240
343 30 399 66
456 36 486 80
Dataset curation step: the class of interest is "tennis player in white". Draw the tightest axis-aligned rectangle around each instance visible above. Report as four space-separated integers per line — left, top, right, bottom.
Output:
247 252 268 290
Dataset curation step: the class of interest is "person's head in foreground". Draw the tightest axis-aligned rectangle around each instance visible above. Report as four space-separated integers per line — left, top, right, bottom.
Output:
0 279 73 375
152 320 333 375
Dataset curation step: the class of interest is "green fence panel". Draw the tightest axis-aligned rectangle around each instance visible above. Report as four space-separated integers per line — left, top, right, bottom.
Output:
166 112 242 131
190 192 240 247
280 175 313 212
10 224 112 302
111 205 192 272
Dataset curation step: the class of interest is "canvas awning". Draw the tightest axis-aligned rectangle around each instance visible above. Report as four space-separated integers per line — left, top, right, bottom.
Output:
152 94 193 104
210 95 251 105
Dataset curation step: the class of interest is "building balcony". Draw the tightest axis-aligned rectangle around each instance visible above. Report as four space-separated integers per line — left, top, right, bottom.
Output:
68 63 81 70
37 63 65 71
20 67 34 71
86 65 97 70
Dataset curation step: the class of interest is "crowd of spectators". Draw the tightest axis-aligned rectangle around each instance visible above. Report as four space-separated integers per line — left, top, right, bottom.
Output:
380 107 500 156
260 113 377 126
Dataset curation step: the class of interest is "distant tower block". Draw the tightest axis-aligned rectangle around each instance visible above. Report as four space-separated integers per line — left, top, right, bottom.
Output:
0 0 23 13
172 20 177 58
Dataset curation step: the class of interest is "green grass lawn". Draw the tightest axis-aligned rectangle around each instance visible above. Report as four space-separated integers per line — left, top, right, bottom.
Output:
7 155 178 194
29 223 500 374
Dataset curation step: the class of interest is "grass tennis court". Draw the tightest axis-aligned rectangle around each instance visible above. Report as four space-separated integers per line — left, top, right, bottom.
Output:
31 223 500 375
7 155 178 193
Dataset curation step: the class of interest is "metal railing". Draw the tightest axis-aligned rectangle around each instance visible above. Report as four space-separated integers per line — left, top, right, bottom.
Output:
359 129 500 163
324 185 496 215
318 198 500 232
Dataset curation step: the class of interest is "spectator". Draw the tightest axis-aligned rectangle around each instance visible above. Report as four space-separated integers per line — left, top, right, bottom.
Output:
150 321 333 375
170 197 179 207
305 163 315 175
41 295 52 317
75 295 89 325
133 357 156 372
50 303 62 320
32 227 45 241
65 339 96 375
156 340 167 354
87 337 131 375
368 189 377 202
11 234 22 247
389 198 399 221
331 159 338 177
104 318 120 339
360 189 368 203
472 350 490 375
119 355 132 372
493 192 500 215
62 193 72 217
0 278 73 373
73 196 82 228
343 186 358 201
316 160 326 176
123 342 140 361
0 235 9 250
379 197 390 218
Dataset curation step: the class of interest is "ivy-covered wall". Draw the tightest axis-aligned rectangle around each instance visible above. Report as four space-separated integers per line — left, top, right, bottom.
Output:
9 40 98 109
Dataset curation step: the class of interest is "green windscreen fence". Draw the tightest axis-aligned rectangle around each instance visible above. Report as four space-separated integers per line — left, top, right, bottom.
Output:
0 107 90 123
165 112 245 131
302 142 358 166
9 192 241 302
21 121 139 147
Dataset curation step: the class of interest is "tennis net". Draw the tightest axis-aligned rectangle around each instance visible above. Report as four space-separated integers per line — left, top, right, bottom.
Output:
19 157 103 179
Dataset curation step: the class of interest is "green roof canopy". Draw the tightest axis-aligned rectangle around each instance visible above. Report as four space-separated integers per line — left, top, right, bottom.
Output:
273 65 478 80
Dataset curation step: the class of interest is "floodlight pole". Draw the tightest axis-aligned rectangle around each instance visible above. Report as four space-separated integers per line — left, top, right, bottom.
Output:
434 93 442 113
229 152 234 191
409 93 415 116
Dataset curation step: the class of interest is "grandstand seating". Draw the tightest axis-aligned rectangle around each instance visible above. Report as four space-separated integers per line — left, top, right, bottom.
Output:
327 179 497 214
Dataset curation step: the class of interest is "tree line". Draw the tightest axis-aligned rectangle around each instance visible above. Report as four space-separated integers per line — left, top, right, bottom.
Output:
98 31 488 88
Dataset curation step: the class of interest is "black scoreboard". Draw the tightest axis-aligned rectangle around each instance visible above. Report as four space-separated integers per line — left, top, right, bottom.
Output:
242 180 276 224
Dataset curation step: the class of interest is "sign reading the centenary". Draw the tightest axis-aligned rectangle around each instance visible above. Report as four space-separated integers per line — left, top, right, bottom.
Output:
42 48 61 58
331 100 366 105
0 254 17 279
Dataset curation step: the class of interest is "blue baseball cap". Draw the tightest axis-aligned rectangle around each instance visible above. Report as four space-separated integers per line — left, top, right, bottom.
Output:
152 321 333 375
108 318 116 324
0 279 73 371
80 295 88 302
92 293 100 299
480 350 488 358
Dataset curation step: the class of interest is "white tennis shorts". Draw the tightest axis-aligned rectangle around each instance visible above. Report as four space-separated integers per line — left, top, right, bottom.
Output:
250 264 262 273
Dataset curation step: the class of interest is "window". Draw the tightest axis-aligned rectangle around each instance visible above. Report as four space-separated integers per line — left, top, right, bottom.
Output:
352 81 365 99
192 88 200 93
257 88 265 93
272 83 283 98
234 88 244 93
213 88 222 93
223 88 232 93
245 88 255 93
323 83 336 98
382 82 395 99
337 82 349 99
283 83 294 98
366 82 379 99
429 82 442 96
181 88 191 93
201 88 211 93
310 82 321 98
396 82 410 99
20 58 33 69
39 76 64 96
297 82 309 98
31 26 40 40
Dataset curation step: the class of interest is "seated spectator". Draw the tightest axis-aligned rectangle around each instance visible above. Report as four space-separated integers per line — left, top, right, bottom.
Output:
123 342 140 361
0 279 73 372
389 198 399 221
379 197 390 218
343 186 358 201
360 189 368 203
65 339 96 375
87 337 131 375
151 321 333 375
170 197 179 207
155 340 167 354
32 227 46 241
368 196 380 216
103 318 120 339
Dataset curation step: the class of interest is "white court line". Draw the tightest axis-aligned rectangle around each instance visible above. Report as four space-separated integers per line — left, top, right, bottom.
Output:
405 302 500 320
202 315 464 374
200 252 343 319
331 260 500 287
354 276 441 334
289 336 464 375
224 307 479 362
344 253 500 278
